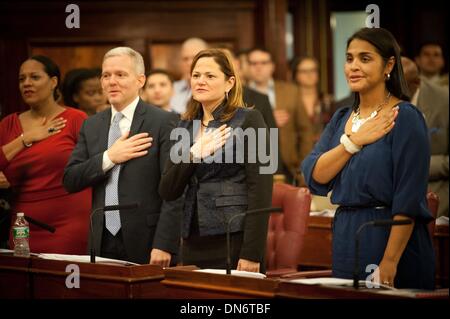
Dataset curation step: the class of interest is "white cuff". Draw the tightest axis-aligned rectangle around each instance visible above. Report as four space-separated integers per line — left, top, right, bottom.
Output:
340 134 362 154
102 151 115 173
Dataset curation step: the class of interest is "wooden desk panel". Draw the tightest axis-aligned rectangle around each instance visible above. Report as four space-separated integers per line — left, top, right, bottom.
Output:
0 254 31 299
434 224 449 287
30 258 165 298
0 254 166 299
298 216 332 269
162 267 279 299
276 281 449 299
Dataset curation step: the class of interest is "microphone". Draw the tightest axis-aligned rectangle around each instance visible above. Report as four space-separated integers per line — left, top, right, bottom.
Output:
353 218 412 289
1 197 56 233
24 215 55 233
90 203 139 263
226 207 283 275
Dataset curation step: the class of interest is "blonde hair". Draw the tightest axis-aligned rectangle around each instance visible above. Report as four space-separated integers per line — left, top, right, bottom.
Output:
103 47 145 75
182 48 244 122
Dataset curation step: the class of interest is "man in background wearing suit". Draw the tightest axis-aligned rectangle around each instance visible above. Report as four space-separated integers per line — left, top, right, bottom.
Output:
64 47 180 264
415 42 448 88
402 56 449 217
247 48 313 185
170 38 208 114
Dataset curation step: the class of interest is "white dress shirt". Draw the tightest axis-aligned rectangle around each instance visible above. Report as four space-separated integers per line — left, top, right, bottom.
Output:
170 79 191 114
248 78 276 109
102 96 139 172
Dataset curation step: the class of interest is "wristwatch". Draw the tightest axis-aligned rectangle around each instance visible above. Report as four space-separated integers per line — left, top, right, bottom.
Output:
21 133 32 148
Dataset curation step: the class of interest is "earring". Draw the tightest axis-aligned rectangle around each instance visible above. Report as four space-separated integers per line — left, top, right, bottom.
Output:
225 91 229 100
386 73 391 80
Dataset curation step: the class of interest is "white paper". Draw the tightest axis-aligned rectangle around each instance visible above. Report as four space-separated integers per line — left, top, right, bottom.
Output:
0 248 39 256
288 277 395 290
309 210 336 217
194 269 267 279
37 253 139 266
436 216 449 226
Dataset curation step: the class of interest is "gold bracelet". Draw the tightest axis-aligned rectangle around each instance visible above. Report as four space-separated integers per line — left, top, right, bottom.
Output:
21 133 32 148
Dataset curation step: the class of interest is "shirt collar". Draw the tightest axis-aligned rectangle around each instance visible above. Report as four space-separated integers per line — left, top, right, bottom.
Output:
248 78 274 93
411 87 420 105
110 96 139 123
197 100 227 121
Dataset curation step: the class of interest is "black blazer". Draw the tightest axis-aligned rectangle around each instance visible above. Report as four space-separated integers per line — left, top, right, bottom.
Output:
63 99 179 264
243 86 276 130
159 106 273 265
243 86 284 175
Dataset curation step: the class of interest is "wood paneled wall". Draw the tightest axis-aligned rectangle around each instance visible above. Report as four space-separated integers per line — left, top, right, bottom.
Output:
1 0 446 117
0 1 261 116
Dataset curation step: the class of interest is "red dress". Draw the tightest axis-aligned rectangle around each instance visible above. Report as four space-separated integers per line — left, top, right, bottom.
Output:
0 107 92 254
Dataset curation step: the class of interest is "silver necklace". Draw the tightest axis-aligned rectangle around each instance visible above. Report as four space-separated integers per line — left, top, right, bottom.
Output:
351 92 391 133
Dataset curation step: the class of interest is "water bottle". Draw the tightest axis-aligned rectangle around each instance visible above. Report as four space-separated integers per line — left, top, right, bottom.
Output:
12 212 30 257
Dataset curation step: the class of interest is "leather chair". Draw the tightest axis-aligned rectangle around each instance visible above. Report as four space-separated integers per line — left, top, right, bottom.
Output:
265 183 311 277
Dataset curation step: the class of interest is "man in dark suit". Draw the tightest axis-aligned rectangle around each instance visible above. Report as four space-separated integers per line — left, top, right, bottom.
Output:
247 48 314 185
63 47 179 265
402 57 449 217
242 87 276 130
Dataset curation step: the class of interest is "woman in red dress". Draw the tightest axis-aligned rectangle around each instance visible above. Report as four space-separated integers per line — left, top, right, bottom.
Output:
0 55 91 254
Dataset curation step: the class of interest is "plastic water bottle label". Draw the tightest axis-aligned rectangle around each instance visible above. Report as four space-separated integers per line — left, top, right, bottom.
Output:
13 226 29 239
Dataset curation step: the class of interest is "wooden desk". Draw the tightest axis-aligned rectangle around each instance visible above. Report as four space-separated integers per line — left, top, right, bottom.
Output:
162 266 279 298
298 216 332 270
434 224 449 287
161 266 448 300
299 216 449 287
276 280 449 299
0 254 165 298
0 254 31 299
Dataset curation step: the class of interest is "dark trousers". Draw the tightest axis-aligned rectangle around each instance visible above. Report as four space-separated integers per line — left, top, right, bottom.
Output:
100 227 129 261
181 232 243 270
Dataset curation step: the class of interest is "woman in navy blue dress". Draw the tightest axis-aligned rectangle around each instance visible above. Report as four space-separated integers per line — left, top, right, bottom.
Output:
301 28 435 289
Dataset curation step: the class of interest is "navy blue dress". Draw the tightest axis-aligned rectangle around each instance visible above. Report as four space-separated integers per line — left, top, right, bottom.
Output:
301 102 435 289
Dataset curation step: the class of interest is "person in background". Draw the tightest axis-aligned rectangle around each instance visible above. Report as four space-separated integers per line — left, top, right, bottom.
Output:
62 68 109 116
140 69 175 113
0 55 91 254
235 48 252 85
159 49 272 273
247 47 313 185
402 56 448 217
415 42 448 87
302 28 435 289
291 56 334 143
227 48 280 177
170 38 209 114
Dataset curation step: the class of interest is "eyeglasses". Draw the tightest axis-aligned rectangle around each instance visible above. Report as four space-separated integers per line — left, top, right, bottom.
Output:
297 68 318 74
248 60 272 66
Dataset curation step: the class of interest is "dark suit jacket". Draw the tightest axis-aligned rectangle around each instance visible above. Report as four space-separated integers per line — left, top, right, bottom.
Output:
243 86 276 129
159 106 273 270
243 86 282 175
63 99 180 264
416 79 449 217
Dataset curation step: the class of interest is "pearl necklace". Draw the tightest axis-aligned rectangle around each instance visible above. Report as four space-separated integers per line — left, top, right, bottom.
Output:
351 92 391 133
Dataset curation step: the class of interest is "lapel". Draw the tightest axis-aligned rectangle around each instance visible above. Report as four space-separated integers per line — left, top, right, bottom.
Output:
119 99 147 171
100 107 112 150
130 99 146 136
